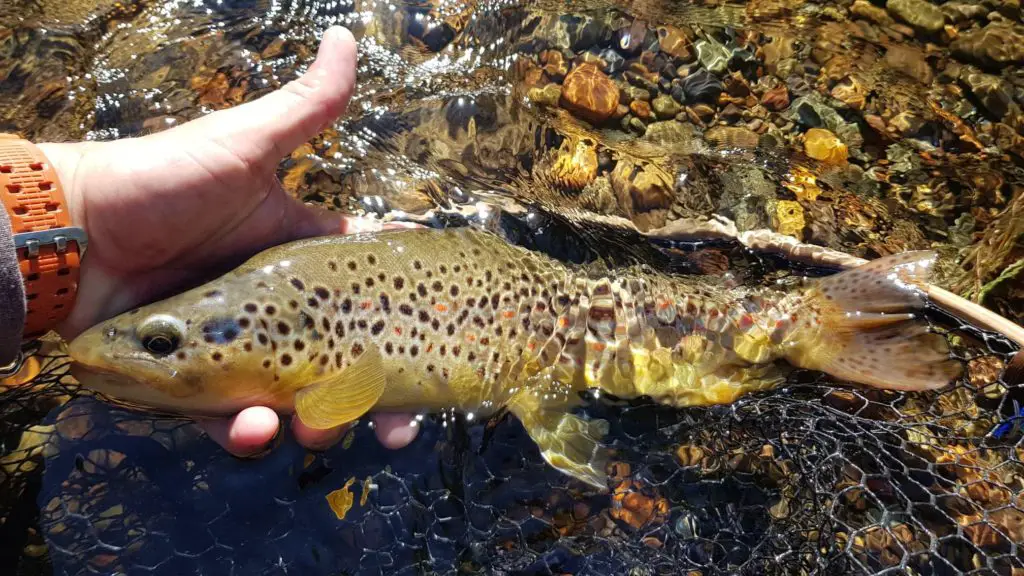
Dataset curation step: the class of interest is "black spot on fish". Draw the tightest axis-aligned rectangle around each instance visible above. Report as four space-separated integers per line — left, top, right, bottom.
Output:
447 324 455 336
413 260 422 270
315 287 330 300
367 254 377 266
294 340 306 351
393 277 405 290
277 321 291 335
385 342 394 354
204 290 222 299
320 355 330 366
328 261 338 272
379 294 391 313
334 321 345 337
351 283 361 295
290 278 305 291
243 343 253 352
322 318 331 332
238 317 251 329
341 298 352 313
212 352 223 362
258 333 269 346
365 277 375 288
265 305 277 316
281 354 293 366
263 359 272 369
417 284 428 298
450 285 460 297
371 320 385 336
418 310 430 323
244 303 258 313
351 343 364 357
201 318 241 344
431 318 440 331
410 345 419 357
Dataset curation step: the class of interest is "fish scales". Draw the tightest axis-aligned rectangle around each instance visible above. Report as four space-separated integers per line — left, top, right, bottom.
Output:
68 227 963 490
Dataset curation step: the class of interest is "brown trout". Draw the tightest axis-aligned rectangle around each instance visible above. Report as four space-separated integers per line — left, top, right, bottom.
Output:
68 227 962 489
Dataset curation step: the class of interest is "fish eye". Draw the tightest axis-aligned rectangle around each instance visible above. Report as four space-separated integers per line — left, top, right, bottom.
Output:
138 314 186 357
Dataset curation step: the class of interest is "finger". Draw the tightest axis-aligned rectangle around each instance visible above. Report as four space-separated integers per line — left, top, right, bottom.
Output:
291 417 350 451
181 25 358 171
198 406 280 457
373 412 420 449
284 196 427 240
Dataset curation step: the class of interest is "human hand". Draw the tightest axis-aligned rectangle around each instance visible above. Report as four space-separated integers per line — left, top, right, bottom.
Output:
40 26 419 457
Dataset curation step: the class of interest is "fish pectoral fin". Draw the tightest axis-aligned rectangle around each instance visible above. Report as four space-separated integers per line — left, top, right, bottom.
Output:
294 345 387 430
507 387 611 491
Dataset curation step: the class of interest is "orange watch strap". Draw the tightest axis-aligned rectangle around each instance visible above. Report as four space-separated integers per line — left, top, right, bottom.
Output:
0 134 86 338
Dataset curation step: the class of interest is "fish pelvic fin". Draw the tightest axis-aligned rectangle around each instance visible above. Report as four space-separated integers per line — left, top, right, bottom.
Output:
785 251 963 392
294 345 387 429
506 380 611 491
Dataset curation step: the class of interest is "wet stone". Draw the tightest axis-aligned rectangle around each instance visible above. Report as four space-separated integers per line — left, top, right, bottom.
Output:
850 0 895 25
884 46 933 85
629 116 647 134
651 94 682 119
761 84 790 111
630 100 653 120
831 75 869 110
964 71 1015 119
560 62 620 124
624 85 651 102
670 83 686 103
720 103 743 122
728 49 758 79
624 70 659 94
599 48 626 74
528 83 562 108
695 39 731 74
724 72 750 98
643 120 699 147
886 0 946 33
682 69 724 104
705 126 760 149
951 23 1024 68
657 25 694 62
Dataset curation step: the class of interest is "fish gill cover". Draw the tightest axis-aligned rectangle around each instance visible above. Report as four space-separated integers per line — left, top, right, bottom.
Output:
2 0 1024 575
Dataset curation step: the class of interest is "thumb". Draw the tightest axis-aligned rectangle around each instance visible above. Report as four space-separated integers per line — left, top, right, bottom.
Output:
179 25 358 170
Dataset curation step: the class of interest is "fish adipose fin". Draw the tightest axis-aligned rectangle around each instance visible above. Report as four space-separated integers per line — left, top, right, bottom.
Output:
507 382 611 491
295 345 387 429
788 251 963 392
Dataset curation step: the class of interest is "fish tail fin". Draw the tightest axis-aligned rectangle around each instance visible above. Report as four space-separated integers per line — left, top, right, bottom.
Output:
786 251 963 392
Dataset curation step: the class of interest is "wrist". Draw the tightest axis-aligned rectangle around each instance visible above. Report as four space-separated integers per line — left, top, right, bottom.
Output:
0 136 91 343
35 142 90 235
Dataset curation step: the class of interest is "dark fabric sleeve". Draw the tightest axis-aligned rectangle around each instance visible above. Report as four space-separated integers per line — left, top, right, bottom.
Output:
0 208 25 367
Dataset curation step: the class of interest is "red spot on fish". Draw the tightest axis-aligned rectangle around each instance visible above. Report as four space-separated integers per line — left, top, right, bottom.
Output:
790 313 798 322
775 320 786 329
739 314 754 329
394 327 402 336
360 300 373 310
709 309 720 319
436 304 448 313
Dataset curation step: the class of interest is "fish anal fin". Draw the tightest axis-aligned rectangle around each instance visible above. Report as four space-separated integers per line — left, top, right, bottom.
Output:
507 384 610 491
294 345 387 430
791 251 963 392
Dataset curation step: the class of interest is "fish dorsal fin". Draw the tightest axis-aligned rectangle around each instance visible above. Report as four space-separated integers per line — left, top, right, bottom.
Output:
294 345 387 430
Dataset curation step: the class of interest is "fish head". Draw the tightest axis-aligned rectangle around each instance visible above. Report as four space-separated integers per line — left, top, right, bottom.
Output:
67 273 312 417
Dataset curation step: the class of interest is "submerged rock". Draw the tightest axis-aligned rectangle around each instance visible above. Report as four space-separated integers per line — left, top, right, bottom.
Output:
705 126 760 149
682 69 724 104
963 71 1015 119
951 24 1024 68
804 128 848 164
695 39 731 74
651 94 682 119
886 0 946 33
560 63 620 124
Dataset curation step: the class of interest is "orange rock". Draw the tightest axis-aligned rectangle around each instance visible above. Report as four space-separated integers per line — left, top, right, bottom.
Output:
559 63 620 124
804 128 848 164
630 99 652 120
